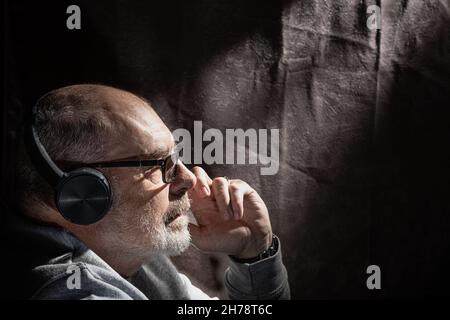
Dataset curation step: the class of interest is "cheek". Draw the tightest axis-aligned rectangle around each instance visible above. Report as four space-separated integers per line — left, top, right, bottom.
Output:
108 170 171 217
147 190 170 219
132 175 171 217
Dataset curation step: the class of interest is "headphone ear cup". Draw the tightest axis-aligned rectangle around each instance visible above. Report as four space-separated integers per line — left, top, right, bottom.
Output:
55 168 112 225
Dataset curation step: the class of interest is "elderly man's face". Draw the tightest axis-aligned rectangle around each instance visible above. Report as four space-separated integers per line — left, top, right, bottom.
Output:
90 94 197 258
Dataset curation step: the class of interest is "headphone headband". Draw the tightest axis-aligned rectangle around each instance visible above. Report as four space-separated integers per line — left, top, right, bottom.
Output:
25 95 65 187
24 92 113 225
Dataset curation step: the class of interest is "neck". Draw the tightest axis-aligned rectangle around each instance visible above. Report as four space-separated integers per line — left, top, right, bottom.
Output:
26 203 146 277
68 227 146 277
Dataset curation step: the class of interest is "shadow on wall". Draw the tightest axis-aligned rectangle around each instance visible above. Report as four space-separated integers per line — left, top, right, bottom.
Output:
369 0 450 297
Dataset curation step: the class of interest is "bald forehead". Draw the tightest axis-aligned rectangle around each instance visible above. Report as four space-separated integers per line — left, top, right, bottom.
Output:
53 84 174 161
114 110 174 160
101 88 174 160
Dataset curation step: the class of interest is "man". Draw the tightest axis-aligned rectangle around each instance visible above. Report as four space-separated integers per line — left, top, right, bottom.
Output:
2 84 289 299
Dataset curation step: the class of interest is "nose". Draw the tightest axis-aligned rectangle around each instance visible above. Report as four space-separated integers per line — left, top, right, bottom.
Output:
169 162 196 196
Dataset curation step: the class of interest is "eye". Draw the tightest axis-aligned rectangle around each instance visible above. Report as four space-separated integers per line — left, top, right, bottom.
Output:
144 167 163 184
133 166 156 180
143 166 158 175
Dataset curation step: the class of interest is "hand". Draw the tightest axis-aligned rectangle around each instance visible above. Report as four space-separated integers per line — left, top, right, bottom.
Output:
188 167 273 259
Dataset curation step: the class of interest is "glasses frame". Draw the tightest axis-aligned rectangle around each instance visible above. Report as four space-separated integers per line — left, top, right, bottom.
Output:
82 153 179 184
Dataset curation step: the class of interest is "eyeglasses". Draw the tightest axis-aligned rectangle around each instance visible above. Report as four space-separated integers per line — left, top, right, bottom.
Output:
85 152 179 184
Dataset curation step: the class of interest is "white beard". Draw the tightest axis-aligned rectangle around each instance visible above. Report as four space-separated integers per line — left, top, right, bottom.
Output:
149 215 192 257
108 193 193 259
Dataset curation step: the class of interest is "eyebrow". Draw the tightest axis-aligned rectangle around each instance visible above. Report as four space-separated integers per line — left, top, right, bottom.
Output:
125 144 174 161
56 145 175 171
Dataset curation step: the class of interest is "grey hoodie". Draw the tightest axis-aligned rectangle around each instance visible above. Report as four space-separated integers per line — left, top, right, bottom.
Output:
0 211 290 300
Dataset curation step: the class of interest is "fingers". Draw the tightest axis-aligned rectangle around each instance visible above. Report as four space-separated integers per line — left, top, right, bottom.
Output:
189 167 255 222
228 180 252 220
211 177 233 220
211 178 254 221
191 166 212 198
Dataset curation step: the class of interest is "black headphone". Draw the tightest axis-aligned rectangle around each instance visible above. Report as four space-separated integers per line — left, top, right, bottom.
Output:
25 96 112 225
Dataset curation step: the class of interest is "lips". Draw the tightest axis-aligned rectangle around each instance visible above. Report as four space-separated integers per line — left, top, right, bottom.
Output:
164 195 191 225
165 212 181 225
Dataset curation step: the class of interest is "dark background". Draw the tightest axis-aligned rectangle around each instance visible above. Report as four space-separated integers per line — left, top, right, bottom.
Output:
2 0 450 298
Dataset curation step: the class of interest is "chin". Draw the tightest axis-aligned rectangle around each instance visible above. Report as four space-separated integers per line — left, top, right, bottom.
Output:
161 215 191 256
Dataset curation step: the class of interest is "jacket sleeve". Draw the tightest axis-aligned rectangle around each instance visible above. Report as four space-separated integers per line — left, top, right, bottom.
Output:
224 235 290 300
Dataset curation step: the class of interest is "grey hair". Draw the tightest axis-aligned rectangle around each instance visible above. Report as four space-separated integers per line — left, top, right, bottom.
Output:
15 86 115 209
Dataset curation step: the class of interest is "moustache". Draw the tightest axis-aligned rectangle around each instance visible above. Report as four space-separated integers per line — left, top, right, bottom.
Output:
164 194 191 225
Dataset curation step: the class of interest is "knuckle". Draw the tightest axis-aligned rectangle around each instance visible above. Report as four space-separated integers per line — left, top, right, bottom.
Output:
212 177 227 186
229 183 240 193
192 167 208 183
192 166 204 175
233 179 250 189
242 181 251 189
